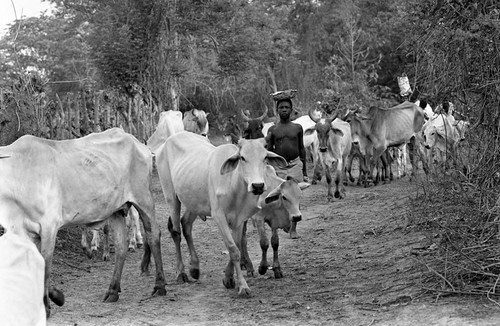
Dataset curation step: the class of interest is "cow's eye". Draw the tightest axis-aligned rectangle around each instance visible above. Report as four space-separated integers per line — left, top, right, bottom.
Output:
282 196 287 201
240 156 246 162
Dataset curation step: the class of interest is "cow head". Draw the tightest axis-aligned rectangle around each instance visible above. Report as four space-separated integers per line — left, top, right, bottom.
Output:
220 138 287 195
183 109 209 137
306 108 343 153
241 107 268 139
421 115 460 151
264 174 310 229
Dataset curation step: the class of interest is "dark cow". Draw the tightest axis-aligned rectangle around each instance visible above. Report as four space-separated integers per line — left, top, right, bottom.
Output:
241 107 269 139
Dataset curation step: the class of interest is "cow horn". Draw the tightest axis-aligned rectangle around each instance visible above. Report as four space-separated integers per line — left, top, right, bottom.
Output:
240 109 251 122
308 107 322 123
257 106 268 121
326 111 338 124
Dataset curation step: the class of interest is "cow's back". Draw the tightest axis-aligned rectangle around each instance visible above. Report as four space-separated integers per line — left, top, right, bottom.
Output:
0 128 153 229
147 110 184 153
157 131 215 214
370 102 424 145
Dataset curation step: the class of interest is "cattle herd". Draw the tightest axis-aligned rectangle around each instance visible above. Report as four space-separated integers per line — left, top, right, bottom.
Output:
0 101 469 324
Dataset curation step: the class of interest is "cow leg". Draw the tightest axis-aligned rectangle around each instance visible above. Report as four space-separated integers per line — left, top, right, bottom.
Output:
345 152 355 184
181 211 201 280
289 221 299 239
103 211 128 303
408 137 419 180
136 203 167 297
102 222 110 261
40 226 63 318
133 208 144 248
127 207 144 251
126 209 137 252
363 151 372 188
271 228 283 279
312 144 322 184
321 158 333 200
334 160 342 199
90 229 100 254
240 220 255 277
213 212 251 297
81 229 93 258
255 215 270 275
166 198 189 283
371 146 386 186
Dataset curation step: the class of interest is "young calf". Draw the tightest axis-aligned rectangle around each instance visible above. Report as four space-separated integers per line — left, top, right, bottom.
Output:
240 168 309 279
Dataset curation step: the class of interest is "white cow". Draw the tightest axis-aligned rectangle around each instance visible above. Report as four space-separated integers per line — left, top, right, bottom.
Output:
421 114 469 168
182 108 209 136
82 110 185 260
0 128 167 317
155 131 287 297
306 109 352 200
147 110 185 154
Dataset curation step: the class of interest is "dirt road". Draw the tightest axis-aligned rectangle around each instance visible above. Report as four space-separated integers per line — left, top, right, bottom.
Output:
47 167 500 326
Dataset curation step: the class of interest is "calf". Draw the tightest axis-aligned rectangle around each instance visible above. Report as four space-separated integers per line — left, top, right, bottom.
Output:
240 169 309 279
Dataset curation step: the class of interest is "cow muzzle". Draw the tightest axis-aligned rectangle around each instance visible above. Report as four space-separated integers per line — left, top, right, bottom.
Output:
319 147 327 153
251 183 265 195
292 215 302 223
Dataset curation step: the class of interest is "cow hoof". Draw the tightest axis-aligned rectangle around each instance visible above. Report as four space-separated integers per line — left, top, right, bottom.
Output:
177 272 189 283
311 180 317 185
152 286 167 297
190 268 200 280
103 292 119 303
258 265 268 275
238 287 252 298
334 191 340 199
128 246 136 253
49 287 65 306
103 253 110 261
273 267 283 279
289 231 299 239
246 270 255 277
223 277 235 289
136 242 143 249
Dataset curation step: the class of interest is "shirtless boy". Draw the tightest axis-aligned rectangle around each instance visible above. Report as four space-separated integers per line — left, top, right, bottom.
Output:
266 98 308 238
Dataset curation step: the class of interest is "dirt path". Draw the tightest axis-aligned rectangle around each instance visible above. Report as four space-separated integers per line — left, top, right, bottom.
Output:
47 168 500 326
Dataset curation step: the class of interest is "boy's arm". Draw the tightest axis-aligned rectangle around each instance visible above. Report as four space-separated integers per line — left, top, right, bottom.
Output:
266 126 275 151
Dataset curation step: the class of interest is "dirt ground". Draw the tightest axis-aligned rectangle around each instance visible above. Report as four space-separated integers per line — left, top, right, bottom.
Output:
47 160 500 326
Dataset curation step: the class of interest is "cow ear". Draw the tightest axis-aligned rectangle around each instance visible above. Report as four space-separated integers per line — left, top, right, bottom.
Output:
304 127 316 136
298 182 310 190
220 152 240 175
266 152 287 168
264 184 282 204
331 128 344 137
